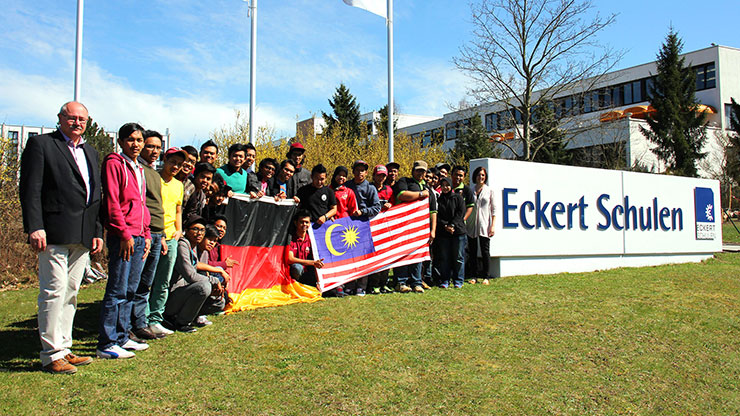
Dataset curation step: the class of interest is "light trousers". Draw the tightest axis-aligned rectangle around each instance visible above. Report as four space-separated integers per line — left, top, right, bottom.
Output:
37 244 89 365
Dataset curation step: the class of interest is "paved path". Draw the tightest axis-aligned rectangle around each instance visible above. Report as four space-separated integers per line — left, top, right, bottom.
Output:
723 243 740 252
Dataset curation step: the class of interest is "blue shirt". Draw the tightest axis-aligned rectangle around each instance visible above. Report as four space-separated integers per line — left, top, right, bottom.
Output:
346 179 381 218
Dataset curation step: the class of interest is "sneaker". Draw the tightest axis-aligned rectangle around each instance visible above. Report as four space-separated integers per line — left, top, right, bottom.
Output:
176 324 197 333
194 315 213 327
149 323 174 337
96 345 135 359
469 279 477 284
413 285 425 293
121 339 149 351
438 284 449 289
396 284 412 293
355 288 366 297
421 281 431 290
482 279 490 285
371 287 381 295
381 285 394 293
454 284 463 289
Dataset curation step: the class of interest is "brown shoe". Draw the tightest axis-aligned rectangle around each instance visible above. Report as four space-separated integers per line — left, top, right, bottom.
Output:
421 281 431 290
133 326 163 340
65 353 93 366
42 358 77 375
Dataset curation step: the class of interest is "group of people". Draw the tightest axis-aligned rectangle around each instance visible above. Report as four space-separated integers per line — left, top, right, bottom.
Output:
282 157 497 297
19 101 497 375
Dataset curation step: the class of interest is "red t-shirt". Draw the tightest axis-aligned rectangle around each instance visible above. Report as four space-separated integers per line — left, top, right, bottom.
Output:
288 233 312 261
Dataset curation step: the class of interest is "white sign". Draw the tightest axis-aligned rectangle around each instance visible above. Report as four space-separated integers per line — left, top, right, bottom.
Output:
470 158 722 277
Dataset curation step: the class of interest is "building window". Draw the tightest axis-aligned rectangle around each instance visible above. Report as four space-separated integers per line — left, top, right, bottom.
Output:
696 62 716 91
28 131 38 139
485 113 497 132
644 77 655 101
445 122 458 140
632 81 643 103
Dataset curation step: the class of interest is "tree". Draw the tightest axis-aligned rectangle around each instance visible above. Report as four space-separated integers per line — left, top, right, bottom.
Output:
374 104 398 138
209 112 447 176
450 113 499 166
530 104 571 165
83 118 115 168
726 98 740 186
640 29 707 177
454 0 618 161
321 83 363 145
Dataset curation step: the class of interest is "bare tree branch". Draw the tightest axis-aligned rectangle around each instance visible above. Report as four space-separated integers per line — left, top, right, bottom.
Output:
453 0 623 160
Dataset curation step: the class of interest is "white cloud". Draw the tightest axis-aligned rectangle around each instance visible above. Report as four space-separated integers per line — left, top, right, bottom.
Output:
0 63 300 146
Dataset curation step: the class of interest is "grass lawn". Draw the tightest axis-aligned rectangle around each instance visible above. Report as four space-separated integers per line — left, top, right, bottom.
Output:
1 253 739 415
724 221 740 244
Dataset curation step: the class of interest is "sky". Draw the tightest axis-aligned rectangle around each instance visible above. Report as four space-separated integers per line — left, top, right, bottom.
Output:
1 0 738 147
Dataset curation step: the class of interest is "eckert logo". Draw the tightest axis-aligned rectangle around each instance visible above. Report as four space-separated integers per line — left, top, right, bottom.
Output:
694 187 715 240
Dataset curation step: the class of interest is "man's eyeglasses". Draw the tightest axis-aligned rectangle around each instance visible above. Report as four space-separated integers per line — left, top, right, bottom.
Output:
189 227 206 234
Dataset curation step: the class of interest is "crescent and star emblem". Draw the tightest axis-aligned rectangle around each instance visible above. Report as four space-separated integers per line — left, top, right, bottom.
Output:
325 223 347 256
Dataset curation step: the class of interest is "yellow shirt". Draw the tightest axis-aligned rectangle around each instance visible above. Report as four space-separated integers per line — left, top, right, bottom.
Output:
161 176 184 240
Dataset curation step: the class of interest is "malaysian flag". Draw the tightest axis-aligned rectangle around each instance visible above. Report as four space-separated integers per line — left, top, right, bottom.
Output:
310 199 431 292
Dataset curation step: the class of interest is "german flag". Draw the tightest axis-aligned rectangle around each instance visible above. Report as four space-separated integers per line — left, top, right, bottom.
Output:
220 195 323 312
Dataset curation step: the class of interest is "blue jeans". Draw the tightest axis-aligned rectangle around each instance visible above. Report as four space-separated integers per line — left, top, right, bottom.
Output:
131 232 163 330
148 238 178 325
396 262 422 288
436 235 466 287
290 263 316 286
98 236 146 350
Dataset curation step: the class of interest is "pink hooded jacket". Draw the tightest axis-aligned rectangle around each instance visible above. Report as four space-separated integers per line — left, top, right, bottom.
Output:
101 153 151 241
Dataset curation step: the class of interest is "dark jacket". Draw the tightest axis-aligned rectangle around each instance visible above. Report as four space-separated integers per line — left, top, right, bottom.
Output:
19 130 102 249
246 171 275 196
436 191 466 237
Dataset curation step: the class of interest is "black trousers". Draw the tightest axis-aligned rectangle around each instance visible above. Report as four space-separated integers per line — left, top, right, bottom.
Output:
466 236 492 279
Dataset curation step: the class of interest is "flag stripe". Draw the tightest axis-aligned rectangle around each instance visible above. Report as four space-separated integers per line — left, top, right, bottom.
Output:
313 199 431 292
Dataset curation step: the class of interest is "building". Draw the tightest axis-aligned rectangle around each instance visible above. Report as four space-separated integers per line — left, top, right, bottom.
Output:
2 123 170 164
396 44 739 177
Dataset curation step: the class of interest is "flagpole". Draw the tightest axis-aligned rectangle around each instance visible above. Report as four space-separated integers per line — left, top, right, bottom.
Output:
248 0 257 144
74 0 84 101
387 0 394 162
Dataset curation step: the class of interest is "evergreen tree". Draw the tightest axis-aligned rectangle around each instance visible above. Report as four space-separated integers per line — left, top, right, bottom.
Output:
531 104 572 165
726 98 740 186
83 118 115 168
450 113 498 165
321 83 362 145
640 29 707 177
374 104 397 138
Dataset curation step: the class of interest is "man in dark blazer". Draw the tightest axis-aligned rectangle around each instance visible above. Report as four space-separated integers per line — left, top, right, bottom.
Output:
19 101 104 374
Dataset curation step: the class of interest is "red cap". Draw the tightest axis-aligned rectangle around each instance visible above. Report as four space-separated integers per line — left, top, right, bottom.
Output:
373 164 388 175
164 147 188 159
287 142 305 155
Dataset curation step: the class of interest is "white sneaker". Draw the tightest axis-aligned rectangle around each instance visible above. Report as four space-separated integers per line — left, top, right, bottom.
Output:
149 323 174 336
195 315 213 327
121 339 149 351
96 345 135 359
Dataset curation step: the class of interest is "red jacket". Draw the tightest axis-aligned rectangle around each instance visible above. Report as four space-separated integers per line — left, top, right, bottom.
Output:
102 153 151 241
333 186 358 219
